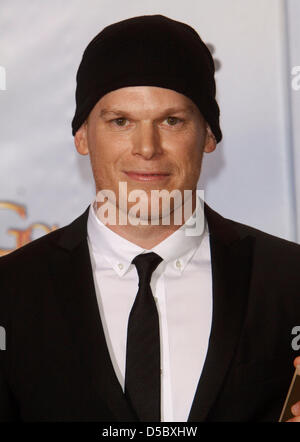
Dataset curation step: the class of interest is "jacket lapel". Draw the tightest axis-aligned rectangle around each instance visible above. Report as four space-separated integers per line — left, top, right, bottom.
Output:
48 207 138 421
188 204 255 421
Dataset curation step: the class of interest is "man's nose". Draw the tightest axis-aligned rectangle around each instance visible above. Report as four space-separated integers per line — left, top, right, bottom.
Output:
131 122 162 159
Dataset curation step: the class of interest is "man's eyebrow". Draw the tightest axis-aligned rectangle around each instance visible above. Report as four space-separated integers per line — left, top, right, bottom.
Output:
160 106 195 115
99 105 195 118
99 108 130 118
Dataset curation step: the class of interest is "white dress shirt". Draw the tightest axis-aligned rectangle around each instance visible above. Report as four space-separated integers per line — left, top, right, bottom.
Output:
87 198 213 422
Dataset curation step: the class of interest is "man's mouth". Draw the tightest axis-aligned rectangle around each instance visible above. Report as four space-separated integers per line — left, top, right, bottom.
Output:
123 171 170 182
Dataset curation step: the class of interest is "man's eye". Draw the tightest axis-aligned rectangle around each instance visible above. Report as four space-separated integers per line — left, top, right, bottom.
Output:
165 116 182 126
112 118 128 127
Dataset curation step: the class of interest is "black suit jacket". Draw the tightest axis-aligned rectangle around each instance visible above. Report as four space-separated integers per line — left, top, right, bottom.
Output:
0 203 300 422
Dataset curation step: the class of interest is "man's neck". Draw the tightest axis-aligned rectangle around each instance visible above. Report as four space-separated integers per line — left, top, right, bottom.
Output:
104 222 182 249
94 192 197 249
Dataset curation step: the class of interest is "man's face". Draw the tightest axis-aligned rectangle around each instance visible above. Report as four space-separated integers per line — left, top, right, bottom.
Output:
75 86 216 220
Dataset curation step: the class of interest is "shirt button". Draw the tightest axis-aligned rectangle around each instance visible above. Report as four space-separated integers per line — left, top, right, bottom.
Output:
118 263 123 270
160 368 163 375
175 259 182 269
154 296 158 303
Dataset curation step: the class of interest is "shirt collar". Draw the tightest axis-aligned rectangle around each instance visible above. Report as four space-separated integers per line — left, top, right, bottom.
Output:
87 195 208 277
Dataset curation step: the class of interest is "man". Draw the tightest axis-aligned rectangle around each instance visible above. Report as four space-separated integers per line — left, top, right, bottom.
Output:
0 14 300 422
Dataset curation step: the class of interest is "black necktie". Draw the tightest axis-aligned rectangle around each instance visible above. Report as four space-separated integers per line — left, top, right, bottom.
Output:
125 252 163 422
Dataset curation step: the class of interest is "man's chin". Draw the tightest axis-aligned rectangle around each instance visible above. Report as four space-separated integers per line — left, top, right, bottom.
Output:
125 201 187 227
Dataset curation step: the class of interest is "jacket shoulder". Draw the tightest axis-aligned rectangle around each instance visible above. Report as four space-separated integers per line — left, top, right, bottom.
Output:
226 216 300 253
204 203 300 264
0 206 90 272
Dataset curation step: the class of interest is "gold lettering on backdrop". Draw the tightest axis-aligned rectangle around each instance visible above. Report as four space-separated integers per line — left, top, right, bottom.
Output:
0 202 58 256
0 202 26 219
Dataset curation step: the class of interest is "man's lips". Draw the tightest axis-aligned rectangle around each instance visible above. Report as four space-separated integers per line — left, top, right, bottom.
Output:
123 171 170 182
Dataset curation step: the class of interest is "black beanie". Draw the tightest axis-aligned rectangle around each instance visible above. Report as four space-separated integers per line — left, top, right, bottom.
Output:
72 14 222 143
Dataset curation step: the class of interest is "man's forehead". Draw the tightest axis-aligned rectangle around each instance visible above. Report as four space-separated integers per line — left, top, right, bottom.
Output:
98 105 196 117
95 86 198 113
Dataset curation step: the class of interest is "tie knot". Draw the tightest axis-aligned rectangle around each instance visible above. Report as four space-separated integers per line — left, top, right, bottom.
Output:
132 252 163 285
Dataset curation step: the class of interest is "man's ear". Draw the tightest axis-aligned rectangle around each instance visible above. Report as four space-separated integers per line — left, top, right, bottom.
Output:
203 124 217 153
74 122 89 155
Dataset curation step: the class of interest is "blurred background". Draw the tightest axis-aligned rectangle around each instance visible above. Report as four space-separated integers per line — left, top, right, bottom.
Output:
0 0 299 255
